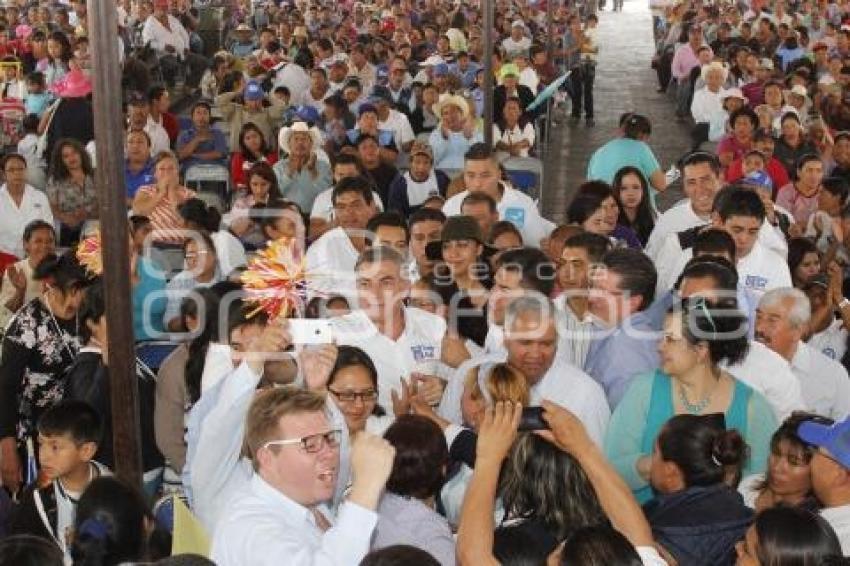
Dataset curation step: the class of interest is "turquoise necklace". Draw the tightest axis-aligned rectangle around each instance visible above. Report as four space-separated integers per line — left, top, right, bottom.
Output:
678 383 712 414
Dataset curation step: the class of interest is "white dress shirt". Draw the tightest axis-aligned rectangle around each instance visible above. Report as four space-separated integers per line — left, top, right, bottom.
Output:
790 341 850 420
721 340 805 421
821 505 850 556
438 352 610 446
0 184 54 258
305 227 361 299
211 474 378 566
141 14 190 56
442 184 555 247
332 307 446 411
645 199 705 260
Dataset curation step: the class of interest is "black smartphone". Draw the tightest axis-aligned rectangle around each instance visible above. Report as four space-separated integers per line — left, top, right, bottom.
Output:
518 406 550 431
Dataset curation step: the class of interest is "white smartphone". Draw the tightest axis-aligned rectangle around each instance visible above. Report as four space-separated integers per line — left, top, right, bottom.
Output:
289 319 334 345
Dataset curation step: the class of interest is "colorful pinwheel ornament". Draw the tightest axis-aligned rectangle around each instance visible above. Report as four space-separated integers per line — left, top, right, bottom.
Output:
241 238 310 320
76 229 103 277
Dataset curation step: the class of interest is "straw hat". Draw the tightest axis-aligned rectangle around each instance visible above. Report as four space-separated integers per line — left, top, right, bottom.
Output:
278 121 322 154
720 87 746 102
433 93 470 119
784 84 810 104
293 25 308 38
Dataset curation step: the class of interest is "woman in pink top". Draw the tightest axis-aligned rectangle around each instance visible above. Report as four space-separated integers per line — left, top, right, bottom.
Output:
130 152 196 245
776 154 823 228
717 107 758 170
671 23 705 119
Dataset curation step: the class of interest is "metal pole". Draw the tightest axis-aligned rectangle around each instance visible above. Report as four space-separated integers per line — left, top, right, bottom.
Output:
483 0 494 148
546 0 555 64
87 0 143 488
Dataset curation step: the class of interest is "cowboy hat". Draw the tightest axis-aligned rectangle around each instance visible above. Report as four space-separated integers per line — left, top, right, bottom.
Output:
433 93 470 120
278 121 322 155
52 69 92 98
700 61 729 84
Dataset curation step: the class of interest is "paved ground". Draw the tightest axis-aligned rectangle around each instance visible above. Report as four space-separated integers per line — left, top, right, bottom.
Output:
540 0 693 222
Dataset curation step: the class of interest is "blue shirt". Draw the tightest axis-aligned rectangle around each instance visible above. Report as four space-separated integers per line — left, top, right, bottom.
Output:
133 257 167 341
449 62 481 89
584 310 661 408
587 138 661 187
176 126 228 171
125 159 155 199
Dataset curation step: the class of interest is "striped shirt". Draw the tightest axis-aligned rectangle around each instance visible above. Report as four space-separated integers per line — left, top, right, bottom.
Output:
136 185 196 244
554 293 596 369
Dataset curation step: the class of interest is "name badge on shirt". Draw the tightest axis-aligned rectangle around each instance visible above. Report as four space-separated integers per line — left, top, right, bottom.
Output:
744 275 768 291
411 345 436 362
504 207 526 228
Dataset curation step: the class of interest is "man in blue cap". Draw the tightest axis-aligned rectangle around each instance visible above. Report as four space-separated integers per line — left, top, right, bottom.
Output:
799 416 850 553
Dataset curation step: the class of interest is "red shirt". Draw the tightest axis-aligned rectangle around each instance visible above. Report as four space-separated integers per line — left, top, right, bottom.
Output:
230 152 279 190
725 155 790 192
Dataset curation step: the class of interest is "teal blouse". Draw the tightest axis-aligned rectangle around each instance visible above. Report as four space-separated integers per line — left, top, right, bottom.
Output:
604 370 778 504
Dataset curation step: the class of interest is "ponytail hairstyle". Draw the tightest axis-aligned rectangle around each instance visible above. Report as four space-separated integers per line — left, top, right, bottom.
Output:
178 198 222 234
656 413 748 488
71 477 150 566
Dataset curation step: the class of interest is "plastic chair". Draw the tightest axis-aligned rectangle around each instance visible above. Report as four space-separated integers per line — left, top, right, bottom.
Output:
503 156 544 202
184 163 231 202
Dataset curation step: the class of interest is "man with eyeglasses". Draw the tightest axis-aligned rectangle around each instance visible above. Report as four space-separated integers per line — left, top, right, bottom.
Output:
442 144 554 247
583 248 661 408
306 176 378 300
332 245 447 414
211 382 396 565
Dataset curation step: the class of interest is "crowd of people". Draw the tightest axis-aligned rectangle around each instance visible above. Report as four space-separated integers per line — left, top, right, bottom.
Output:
0 0 848 564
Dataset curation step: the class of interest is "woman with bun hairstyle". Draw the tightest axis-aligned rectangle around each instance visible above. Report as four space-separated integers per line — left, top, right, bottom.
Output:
0 250 89 494
645 413 753 565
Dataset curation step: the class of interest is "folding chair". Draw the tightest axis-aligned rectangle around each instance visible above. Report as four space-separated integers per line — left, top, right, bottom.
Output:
184 163 231 203
136 340 181 374
503 156 544 204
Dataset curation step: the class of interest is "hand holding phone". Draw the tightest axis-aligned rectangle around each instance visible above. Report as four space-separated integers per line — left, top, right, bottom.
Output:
518 406 550 431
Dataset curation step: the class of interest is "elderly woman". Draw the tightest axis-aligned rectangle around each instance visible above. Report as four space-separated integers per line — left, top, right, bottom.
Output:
716 106 758 170
776 154 824 228
272 121 332 213
131 151 197 245
429 93 484 171
690 61 728 149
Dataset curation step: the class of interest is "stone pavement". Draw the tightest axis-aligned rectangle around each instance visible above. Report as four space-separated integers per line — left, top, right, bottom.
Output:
540 0 693 222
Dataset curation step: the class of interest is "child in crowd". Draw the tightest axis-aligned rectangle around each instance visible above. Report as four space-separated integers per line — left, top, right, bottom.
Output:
24 71 50 117
16 113 44 188
8 400 110 562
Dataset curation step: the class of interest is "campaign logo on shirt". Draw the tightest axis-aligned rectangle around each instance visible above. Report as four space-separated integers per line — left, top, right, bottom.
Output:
411 344 436 361
823 347 838 360
504 207 526 228
744 275 768 291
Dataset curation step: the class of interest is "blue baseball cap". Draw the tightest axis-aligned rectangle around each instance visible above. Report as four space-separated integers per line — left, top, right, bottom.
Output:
293 105 320 123
244 81 265 101
433 63 450 77
799 417 850 469
744 170 773 190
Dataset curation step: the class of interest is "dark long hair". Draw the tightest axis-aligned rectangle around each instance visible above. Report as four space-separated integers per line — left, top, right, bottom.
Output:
612 166 655 246
246 162 283 201
238 123 270 161
500 433 606 541
184 287 225 405
48 138 94 181
754 506 842 565
329 345 385 416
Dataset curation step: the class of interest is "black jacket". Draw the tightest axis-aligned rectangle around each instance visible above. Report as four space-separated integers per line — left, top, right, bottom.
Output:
644 484 753 566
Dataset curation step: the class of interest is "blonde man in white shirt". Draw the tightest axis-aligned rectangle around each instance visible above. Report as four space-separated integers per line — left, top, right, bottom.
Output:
755 288 850 420
211 386 396 566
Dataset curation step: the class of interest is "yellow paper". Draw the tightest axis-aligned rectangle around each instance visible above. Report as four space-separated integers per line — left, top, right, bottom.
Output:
172 495 211 557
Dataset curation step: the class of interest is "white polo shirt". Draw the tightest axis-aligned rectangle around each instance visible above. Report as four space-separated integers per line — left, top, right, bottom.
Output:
721 340 805 421
808 319 848 362
332 307 446 411
305 227 360 299
791 341 850 420
378 109 415 151
438 352 610 446
0 184 54 258
442 184 555 247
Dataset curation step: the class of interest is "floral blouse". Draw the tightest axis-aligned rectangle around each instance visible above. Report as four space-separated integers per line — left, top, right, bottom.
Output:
0 298 79 445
